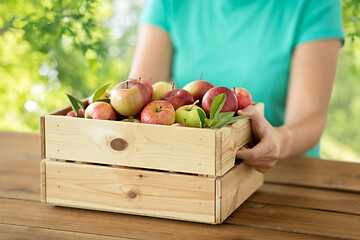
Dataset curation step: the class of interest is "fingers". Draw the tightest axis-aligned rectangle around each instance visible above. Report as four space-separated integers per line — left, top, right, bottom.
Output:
236 106 280 173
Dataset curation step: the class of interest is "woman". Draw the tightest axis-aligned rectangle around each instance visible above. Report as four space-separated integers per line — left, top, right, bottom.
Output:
129 0 344 173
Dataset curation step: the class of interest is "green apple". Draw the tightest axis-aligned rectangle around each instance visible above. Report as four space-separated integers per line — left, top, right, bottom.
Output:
175 101 205 128
152 81 173 101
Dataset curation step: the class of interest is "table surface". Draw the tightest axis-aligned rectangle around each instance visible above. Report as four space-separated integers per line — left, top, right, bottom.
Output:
0 131 359 240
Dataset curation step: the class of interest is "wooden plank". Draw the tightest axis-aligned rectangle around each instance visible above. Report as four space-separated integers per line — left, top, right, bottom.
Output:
227 202 360 240
217 102 264 176
45 115 217 175
40 116 46 158
0 131 41 201
217 163 263 223
265 157 360 192
40 160 46 202
0 223 128 240
249 183 360 215
0 199 334 240
45 160 216 223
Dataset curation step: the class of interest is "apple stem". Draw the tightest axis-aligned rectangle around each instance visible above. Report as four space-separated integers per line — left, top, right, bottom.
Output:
137 77 141 82
189 100 199 111
126 81 129 89
149 77 152 85
171 82 175 96
199 72 203 81
233 86 236 94
156 106 162 113
183 119 186 126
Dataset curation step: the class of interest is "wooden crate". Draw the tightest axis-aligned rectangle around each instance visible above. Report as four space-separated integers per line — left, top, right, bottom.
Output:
40 101 264 224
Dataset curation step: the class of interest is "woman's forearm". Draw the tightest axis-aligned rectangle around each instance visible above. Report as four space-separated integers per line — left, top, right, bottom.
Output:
275 111 327 159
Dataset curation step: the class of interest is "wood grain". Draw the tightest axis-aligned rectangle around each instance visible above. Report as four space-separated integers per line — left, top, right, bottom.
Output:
0 223 128 240
265 157 360 192
217 102 264 176
40 116 46 158
0 198 334 240
0 131 41 201
217 163 263 223
249 183 360 215
40 160 46 202
45 160 216 223
45 115 217 175
227 202 360 240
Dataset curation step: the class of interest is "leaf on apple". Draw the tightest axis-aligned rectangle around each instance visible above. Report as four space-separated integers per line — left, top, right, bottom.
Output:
197 109 206 128
65 93 84 117
209 93 226 120
92 83 111 103
213 115 249 129
96 98 111 103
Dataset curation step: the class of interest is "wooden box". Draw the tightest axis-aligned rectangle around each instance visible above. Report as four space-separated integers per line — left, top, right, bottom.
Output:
40 101 264 224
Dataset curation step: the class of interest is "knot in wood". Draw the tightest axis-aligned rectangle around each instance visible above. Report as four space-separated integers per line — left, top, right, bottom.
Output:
110 138 128 151
127 188 140 199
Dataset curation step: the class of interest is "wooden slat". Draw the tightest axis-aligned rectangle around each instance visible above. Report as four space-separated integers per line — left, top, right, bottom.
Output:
40 116 46 158
217 163 263 223
265 157 360 192
217 103 264 176
0 131 41 201
45 160 216 223
249 183 360 215
40 160 46 202
0 198 334 240
227 202 360 240
45 115 217 175
0 223 128 240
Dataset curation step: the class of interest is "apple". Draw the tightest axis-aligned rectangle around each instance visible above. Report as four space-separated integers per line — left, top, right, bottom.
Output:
121 117 141 123
201 87 238 116
141 100 175 125
66 109 85 117
162 88 194 110
151 81 173 101
183 73 214 102
84 102 117 120
233 87 252 110
110 80 151 116
175 101 205 128
88 90 111 104
127 77 154 99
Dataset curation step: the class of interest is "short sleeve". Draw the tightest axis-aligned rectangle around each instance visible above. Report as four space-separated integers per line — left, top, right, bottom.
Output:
295 0 345 46
140 0 171 32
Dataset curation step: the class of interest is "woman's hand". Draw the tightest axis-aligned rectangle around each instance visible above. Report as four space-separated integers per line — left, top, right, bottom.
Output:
236 105 280 173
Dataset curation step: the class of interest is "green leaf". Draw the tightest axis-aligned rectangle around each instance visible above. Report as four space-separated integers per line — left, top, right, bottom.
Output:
212 117 233 129
65 93 81 117
96 98 110 103
213 116 249 129
197 109 206 128
215 111 235 121
210 93 226 120
92 83 111 103
76 98 85 110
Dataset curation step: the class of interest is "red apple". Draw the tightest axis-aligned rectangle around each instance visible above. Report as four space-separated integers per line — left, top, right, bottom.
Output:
162 89 194 110
233 87 252 110
127 77 154 99
201 87 238 116
141 100 175 125
84 102 116 120
110 80 151 116
171 123 186 127
183 73 214 102
66 109 84 117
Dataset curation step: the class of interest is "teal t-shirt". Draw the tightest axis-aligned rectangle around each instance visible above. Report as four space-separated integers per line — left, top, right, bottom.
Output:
140 0 344 157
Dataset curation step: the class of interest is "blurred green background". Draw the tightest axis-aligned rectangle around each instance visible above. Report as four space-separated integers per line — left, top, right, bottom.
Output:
0 0 359 162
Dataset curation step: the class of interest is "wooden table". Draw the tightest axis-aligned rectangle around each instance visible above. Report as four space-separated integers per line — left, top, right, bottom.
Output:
1 131 359 240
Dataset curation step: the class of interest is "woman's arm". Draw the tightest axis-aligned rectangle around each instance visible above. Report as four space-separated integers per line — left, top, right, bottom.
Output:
128 24 173 82
237 39 342 173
